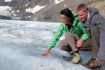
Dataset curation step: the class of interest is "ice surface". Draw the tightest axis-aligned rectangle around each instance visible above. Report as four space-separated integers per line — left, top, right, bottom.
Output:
0 20 91 70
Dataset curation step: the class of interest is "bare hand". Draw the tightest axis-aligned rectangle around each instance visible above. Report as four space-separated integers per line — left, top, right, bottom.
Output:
76 39 83 48
42 48 51 56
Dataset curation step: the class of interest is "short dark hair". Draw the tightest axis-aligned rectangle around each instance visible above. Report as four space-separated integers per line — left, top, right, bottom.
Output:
60 8 74 23
77 4 88 11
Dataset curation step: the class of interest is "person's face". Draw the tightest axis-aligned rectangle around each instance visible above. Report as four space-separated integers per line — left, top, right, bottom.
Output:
77 9 88 22
60 14 70 24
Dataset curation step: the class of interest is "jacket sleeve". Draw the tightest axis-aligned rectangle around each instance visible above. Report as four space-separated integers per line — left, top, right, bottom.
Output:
94 14 105 31
48 24 64 48
78 22 88 41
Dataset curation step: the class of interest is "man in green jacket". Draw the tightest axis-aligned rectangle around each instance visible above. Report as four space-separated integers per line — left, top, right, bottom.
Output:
42 8 88 64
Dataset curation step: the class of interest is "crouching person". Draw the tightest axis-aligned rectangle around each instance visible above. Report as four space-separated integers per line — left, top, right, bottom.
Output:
42 8 88 64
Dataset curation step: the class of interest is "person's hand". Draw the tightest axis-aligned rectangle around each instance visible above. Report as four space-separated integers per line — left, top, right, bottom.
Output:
42 48 51 56
76 39 83 48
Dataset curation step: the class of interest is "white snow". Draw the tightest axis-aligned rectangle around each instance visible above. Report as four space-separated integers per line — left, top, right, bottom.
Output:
0 6 10 11
26 5 46 14
5 0 12 2
0 6 11 16
0 20 91 70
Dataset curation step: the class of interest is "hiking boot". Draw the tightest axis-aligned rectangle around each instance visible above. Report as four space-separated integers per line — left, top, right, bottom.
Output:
83 58 102 69
71 52 81 64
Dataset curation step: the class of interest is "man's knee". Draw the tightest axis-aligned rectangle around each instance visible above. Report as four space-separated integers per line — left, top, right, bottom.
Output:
59 45 71 52
58 40 71 51
58 40 66 49
65 32 72 38
58 42 67 51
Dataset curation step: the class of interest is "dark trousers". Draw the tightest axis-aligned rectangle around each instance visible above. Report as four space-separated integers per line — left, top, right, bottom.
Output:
91 27 99 57
91 27 105 64
97 30 105 61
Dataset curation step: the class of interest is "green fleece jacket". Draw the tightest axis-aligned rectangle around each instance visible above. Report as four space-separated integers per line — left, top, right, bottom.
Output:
48 12 88 48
